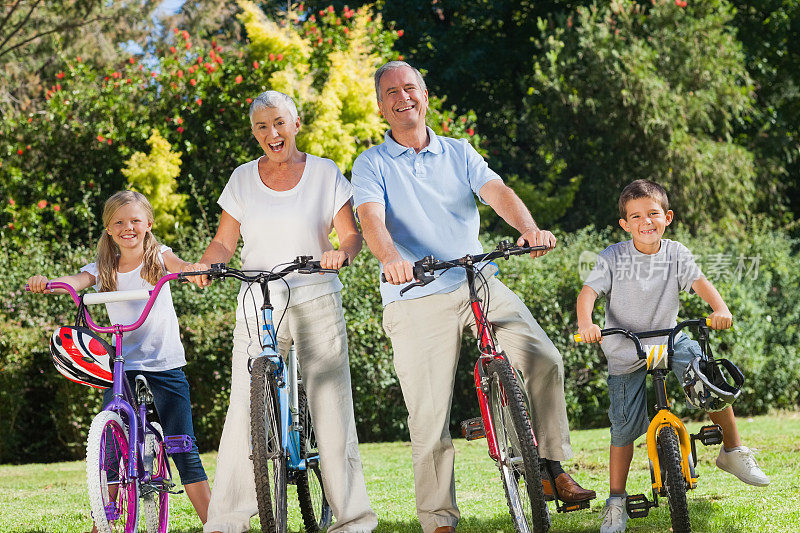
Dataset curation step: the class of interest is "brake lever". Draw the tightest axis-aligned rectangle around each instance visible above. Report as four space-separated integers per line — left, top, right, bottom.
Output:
398 271 436 296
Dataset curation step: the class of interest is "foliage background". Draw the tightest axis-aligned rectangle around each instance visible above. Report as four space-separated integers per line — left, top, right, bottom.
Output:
1 0 799 463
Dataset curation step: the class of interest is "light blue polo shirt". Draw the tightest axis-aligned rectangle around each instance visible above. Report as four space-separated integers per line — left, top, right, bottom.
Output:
352 127 502 305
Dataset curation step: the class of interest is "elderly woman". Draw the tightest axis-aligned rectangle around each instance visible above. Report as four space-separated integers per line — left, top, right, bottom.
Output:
194 90 377 533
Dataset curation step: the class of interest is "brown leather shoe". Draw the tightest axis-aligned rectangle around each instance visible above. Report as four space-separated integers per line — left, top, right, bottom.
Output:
433 528 455 533
542 472 596 502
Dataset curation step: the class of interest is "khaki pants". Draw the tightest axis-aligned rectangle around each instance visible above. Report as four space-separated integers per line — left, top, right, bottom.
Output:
205 292 377 533
383 277 573 533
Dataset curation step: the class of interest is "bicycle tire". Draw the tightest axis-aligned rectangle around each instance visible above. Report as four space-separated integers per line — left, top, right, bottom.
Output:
658 426 691 533
86 410 139 533
487 358 550 533
142 422 169 533
296 386 333 532
251 356 288 533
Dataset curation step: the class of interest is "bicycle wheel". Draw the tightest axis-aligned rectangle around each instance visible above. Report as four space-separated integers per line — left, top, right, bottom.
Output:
296 385 333 532
251 356 288 533
487 358 549 533
86 411 139 533
142 422 169 533
657 426 691 533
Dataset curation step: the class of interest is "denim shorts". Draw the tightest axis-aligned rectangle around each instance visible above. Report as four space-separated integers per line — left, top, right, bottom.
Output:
102 367 208 484
606 335 702 447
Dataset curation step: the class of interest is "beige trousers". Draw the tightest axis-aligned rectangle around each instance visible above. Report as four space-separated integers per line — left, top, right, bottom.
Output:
383 276 573 533
204 292 377 533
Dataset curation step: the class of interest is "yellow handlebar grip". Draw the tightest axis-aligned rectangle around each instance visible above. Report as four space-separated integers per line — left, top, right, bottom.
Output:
573 334 583 343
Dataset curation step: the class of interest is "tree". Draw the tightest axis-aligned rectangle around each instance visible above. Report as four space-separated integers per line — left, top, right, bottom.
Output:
527 0 757 231
0 0 158 114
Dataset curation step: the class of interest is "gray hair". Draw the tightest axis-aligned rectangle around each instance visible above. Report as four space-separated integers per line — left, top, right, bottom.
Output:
249 90 299 125
374 61 427 102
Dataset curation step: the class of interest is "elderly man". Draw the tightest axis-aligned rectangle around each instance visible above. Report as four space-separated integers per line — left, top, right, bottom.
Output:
351 61 595 533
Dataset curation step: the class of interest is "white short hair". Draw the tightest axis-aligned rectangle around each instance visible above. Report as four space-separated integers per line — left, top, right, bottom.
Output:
249 90 299 124
374 61 427 102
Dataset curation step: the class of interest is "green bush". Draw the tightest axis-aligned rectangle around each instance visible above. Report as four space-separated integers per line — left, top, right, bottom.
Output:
2 224 798 463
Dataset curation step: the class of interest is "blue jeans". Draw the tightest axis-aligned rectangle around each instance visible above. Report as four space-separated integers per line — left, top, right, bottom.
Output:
102 367 207 484
606 335 702 447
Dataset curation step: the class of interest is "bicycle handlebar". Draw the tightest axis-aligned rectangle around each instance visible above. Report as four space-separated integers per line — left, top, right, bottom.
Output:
573 318 709 360
383 241 550 296
177 255 345 284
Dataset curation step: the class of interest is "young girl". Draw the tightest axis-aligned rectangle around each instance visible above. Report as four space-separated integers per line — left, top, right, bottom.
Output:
27 190 211 525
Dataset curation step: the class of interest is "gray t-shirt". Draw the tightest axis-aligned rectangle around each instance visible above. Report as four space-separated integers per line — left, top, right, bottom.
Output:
583 239 703 375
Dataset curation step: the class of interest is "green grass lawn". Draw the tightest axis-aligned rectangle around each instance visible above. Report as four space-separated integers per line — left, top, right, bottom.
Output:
1 412 798 532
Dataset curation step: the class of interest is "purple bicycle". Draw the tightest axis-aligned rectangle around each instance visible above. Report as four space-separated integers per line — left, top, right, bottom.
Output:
27 273 193 533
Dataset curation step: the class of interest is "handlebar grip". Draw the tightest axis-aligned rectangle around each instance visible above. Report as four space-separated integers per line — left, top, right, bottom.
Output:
380 273 386 283
573 334 583 343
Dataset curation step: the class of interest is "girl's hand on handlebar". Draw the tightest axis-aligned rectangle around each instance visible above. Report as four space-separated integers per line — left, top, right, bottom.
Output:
518 229 556 258
184 263 211 288
576 323 603 343
320 250 348 270
26 275 51 293
706 310 733 330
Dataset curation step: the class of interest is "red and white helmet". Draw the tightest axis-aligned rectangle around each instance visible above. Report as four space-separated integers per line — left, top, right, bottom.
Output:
49 326 114 389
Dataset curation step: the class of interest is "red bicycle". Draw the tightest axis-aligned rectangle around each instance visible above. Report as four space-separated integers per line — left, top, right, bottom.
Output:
392 240 551 533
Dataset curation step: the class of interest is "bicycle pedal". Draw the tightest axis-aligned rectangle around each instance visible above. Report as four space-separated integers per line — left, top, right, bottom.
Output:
626 494 654 518
693 424 723 446
460 417 486 440
557 499 591 513
164 434 192 454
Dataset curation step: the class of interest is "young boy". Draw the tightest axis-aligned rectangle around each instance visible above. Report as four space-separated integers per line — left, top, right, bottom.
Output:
576 179 769 533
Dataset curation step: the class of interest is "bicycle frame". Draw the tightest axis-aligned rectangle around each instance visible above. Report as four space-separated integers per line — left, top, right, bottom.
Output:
44 275 191 483
254 303 310 474
465 267 539 462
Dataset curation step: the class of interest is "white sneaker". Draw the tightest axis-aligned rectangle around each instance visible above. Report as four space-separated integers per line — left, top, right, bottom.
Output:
600 496 629 533
716 446 770 486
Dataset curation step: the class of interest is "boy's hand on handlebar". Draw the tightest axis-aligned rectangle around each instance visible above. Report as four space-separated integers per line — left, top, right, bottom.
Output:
706 310 733 330
518 229 556 258
382 258 415 284
26 275 51 293
320 250 348 270
577 323 603 343
184 263 211 288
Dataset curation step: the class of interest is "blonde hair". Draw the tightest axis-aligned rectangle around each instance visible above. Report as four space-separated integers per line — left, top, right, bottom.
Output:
96 191 163 292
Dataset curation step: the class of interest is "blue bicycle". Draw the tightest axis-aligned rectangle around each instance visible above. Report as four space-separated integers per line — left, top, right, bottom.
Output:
182 256 335 532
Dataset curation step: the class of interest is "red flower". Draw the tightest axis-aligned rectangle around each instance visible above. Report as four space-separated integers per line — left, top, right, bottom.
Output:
253 61 260 69
170 46 176 54
204 62 211 69
53 205 61 212
77 56 82 63
185 42 191 49
235 75 243 83
16 149 23 155
177 70 184 78
397 29 404 37
8 223 14 230
276 53 283 61
37 200 47 209
461 117 467 123
328 5 334 12
56 71 65 79
309 15 316 22
196 98 202 106
97 135 105 142
129 57 136 64
246 98 253 104
107 139 112 145
177 126 184 133
327 38 332 44
8 198 15 206
344 27 349 34
151 72 157 77
182 30 190 40
190 79 197 86
467 128 475 136
210 49 216 59
319 9 325 16
269 53 275 61
176 117 183 124
442 123 450 133
398 54 404 61
214 56 223 64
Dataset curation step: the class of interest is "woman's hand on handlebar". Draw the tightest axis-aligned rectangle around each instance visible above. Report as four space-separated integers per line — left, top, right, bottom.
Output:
576 323 603 343
183 263 211 288
320 250 349 270
518 229 556 258
26 275 51 293
706 310 733 330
